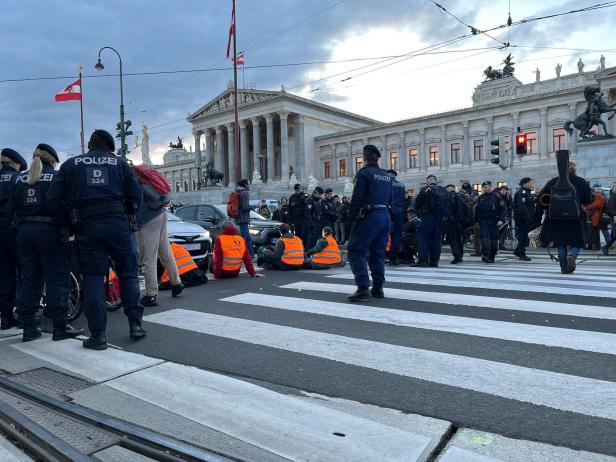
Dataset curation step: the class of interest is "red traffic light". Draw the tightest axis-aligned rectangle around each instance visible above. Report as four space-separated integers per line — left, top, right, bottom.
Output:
515 133 528 155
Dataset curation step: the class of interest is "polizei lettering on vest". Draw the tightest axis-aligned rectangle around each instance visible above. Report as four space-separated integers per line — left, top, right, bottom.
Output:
373 174 391 182
74 157 118 166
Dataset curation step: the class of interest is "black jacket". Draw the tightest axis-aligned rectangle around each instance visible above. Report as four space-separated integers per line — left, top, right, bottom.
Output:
288 192 307 222
513 187 536 224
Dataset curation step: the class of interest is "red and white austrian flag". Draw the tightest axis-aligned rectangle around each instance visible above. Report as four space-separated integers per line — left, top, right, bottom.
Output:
233 53 245 66
54 79 81 102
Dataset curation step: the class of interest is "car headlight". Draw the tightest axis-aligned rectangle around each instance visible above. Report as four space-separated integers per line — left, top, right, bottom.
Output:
198 231 210 240
249 228 261 236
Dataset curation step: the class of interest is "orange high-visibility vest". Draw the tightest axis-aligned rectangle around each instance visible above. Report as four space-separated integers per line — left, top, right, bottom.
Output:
218 234 246 272
280 235 305 266
312 235 341 265
160 243 198 283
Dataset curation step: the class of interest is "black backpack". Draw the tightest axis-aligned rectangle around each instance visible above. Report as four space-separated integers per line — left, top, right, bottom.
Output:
456 193 474 227
549 150 579 220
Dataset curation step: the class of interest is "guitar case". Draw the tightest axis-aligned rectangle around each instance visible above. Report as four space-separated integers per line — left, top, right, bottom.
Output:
549 150 580 220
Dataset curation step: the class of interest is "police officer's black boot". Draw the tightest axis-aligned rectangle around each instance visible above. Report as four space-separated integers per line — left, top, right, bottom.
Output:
370 285 385 299
129 319 147 339
519 253 531 262
347 286 370 302
52 317 84 341
83 332 108 350
21 316 41 343
0 313 17 330
171 283 184 297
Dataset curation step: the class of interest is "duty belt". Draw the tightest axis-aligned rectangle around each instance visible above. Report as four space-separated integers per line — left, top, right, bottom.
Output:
372 205 388 209
78 201 126 222
19 216 56 224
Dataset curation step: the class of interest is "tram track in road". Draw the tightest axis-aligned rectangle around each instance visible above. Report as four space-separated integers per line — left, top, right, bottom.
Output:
0 373 236 462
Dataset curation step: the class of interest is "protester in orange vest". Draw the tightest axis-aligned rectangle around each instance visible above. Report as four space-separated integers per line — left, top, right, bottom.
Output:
305 226 344 269
212 221 264 279
258 223 305 270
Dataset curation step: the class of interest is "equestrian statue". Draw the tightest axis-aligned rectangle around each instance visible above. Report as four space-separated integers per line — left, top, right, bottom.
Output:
202 160 224 186
564 85 616 140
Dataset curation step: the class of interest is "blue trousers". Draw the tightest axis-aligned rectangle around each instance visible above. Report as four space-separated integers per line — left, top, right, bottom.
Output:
77 217 143 334
347 210 390 288
418 215 443 264
0 227 19 317
479 220 499 259
389 208 404 261
238 222 254 257
16 224 69 320
558 246 580 272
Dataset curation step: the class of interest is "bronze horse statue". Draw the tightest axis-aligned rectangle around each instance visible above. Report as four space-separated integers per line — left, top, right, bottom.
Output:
203 160 224 186
564 85 616 139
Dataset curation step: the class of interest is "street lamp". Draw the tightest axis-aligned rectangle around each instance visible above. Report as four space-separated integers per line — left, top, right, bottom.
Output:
95 46 127 157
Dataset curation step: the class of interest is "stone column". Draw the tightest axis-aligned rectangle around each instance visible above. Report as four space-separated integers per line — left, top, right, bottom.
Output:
440 125 447 171
485 117 494 165
239 120 249 180
295 116 306 181
193 131 202 189
205 130 213 165
250 117 262 179
419 129 427 172
539 107 548 159
279 111 290 180
226 122 236 188
265 114 275 182
215 126 224 173
569 104 578 155
462 122 471 167
331 144 338 181
380 136 387 168
398 132 406 172
345 142 352 177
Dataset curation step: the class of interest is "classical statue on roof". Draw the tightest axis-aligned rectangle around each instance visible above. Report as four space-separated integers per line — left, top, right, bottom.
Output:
564 84 616 140
483 54 515 81
169 136 184 149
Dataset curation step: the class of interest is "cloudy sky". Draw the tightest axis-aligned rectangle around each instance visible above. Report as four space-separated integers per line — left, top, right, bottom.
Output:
1 0 615 165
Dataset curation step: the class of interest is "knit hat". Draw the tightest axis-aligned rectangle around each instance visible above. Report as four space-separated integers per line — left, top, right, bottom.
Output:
35 143 59 163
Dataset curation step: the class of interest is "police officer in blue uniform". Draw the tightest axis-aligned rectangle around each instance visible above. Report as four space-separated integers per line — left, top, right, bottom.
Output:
8 145 84 342
475 180 507 263
414 175 449 267
47 130 145 350
0 148 27 330
386 169 405 266
306 186 325 249
346 145 392 302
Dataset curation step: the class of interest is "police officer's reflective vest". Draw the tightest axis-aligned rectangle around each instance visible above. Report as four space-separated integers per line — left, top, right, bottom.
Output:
312 235 341 265
280 236 305 266
160 243 197 283
218 234 246 271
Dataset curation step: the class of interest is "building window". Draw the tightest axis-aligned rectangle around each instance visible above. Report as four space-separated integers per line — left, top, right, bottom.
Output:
339 159 347 177
473 139 484 161
526 132 538 154
473 183 481 194
355 156 363 172
429 146 439 166
183 180 189 192
552 128 566 151
192 179 197 190
409 148 418 169
389 151 398 170
450 143 461 164
324 161 331 179
175 181 180 193
497 182 507 188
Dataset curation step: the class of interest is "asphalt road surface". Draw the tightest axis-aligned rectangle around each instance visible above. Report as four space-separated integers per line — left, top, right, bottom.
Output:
89 252 616 457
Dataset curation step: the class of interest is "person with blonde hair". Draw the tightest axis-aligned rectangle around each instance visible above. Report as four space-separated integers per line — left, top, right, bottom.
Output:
0 148 27 330
8 144 83 342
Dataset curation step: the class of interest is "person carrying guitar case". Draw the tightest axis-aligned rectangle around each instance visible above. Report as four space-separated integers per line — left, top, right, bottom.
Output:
537 150 592 274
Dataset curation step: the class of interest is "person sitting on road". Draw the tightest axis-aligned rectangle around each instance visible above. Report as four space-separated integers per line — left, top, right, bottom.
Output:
212 220 264 279
304 226 345 270
257 223 305 270
159 243 209 288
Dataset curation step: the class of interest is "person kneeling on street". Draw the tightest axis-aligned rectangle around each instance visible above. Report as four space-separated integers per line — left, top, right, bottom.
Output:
304 226 345 270
258 223 305 270
159 242 209 288
212 221 264 279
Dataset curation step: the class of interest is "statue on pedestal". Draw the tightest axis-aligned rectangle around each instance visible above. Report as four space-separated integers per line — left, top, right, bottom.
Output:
534 68 540 83
288 172 298 188
482 54 515 81
343 177 354 195
252 169 263 185
564 85 616 140
577 58 585 73
140 124 151 165
600 55 606 70
555 63 562 78
169 136 184 149
202 160 224 186
307 175 318 192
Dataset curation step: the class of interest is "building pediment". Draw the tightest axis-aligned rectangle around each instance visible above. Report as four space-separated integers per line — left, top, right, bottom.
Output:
188 89 279 121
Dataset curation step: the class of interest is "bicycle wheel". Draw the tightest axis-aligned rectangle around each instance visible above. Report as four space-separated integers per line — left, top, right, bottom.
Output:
65 273 83 322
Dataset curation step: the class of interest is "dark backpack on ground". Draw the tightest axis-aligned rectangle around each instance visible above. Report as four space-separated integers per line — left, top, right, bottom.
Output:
549 150 579 220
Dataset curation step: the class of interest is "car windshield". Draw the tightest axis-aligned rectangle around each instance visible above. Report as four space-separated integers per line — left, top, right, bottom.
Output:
167 212 181 221
213 204 267 220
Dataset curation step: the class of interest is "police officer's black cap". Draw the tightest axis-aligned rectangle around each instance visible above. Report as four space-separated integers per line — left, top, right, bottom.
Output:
426 174 437 181
325 188 333 194
481 180 492 186
445 184 455 189
519 177 532 186
36 143 59 163
293 183 302 190
314 186 324 194
386 169 397 176
91 129 115 152
1 148 27 172
363 144 381 158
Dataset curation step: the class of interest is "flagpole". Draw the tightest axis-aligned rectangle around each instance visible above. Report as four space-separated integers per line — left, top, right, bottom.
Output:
232 0 240 185
79 64 85 154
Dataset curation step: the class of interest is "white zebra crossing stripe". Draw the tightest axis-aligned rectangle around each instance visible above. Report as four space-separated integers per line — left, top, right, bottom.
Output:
221 293 616 354
385 270 615 289
104 362 434 461
432 263 612 274
280 282 616 320
142 309 616 420
327 273 616 298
